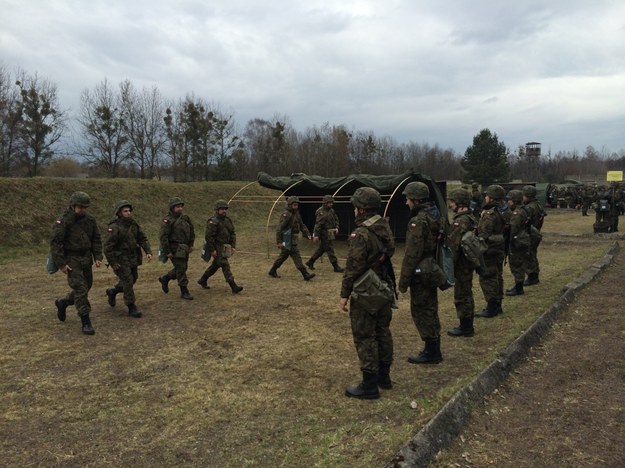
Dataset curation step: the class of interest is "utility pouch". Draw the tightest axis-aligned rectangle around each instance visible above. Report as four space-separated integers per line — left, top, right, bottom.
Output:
201 242 211 262
281 229 292 251
222 244 232 258
326 229 336 241
352 268 394 313
175 243 189 259
46 252 59 274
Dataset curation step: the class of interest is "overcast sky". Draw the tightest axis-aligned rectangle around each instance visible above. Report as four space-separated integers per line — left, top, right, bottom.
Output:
2 0 625 155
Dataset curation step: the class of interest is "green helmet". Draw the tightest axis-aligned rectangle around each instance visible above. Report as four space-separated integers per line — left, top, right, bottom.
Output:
506 190 523 204
115 200 132 215
322 195 334 203
169 196 184 209
522 185 537 198
449 188 471 206
214 199 229 210
485 185 505 199
70 191 91 207
287 196 300 204
351 187 381 209
402 181 429 200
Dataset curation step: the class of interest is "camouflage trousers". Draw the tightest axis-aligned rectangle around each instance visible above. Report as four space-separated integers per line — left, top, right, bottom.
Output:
479 250 504 302
201 252 234 283
453 266 475 320
408 279 440 341
165 256 189 287
527 238 541 275
309 236 338 265
63 255 94 317
508 247 529 283
349 295 393 374
272 242 305 271
111 261 139 306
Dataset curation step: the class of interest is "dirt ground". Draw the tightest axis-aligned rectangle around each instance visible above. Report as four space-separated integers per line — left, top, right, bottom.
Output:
433 248 625 467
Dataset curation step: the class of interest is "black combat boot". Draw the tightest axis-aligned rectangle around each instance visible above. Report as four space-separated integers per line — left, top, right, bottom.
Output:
228 279 243 294
301 268 316 281
197 275 210 289
408 339 443 364
332 262 345 273
159 275 170 293
475 299 500 318
55 298 68 322
180 286 194 300
127 304 142 318
106 287 119 307
505 281 525 296
447 317 475 337
377 363 392 390
523 272 540 286
305 259 316 270
345 371 380 399
80 315 95 335
268 267 279 278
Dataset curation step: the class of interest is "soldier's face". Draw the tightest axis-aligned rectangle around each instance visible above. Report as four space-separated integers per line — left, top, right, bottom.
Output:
406 198 415 210
172 204 184 215
325 202 333 208
73 205 87 217
216 208 228 217
449 201 458 212
290 203 299 210
120 207 132 219
507 199 515 208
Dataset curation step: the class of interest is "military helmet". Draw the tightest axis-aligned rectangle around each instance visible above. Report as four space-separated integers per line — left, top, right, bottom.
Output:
522 185 537 198
168 196 184 209
214 199 229 210
287 195 300 204
506 189 523 204
402 181 430 200
485 184 505 199
70 191 90 207
471 182 479 189
322 194 334 203
449 188 471 206
115 200 132 215
351 187 381 209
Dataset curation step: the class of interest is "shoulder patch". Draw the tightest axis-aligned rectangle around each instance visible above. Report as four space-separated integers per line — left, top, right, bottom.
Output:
163 219 169 223
350 232 358 238
209 220 215 224
409 222 418 230
107 228 113 232
453 222 460 227
55 219 62 224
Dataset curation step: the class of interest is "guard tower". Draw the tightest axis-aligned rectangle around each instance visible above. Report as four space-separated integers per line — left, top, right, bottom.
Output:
525 141 541 158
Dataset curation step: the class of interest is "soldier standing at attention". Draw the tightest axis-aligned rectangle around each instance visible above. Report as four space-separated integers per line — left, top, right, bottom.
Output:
51 191 103 335
505 190 530 297
471 182 484 218
159 197 195 300
306 194 344 273
104 200 152 318
340 187 395 399
475 185 507 318
197 200 243 294
399 181 444 364
522 185 545 286
447 188 477 337
268 196 315 281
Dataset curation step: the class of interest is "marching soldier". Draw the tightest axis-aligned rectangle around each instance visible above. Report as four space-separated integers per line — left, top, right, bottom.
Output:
306 194 344 273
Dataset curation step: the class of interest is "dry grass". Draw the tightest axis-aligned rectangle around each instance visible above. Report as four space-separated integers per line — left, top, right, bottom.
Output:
0 178 615 467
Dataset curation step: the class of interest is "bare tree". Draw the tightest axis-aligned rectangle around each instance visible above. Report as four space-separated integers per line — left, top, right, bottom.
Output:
0 66 25 176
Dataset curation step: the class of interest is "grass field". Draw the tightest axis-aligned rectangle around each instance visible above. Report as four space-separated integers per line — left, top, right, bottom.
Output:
0 178 616 466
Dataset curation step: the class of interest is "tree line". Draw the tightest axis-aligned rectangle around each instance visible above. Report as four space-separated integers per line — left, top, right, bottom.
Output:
2 66 625 182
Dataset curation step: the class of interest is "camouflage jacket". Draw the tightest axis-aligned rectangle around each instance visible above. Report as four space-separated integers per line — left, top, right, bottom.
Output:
313 206 339 237
159 213 195 255
478 202 505 252
341 214 395 298
50 207 103 266
275 207 310 243
524 200 545 230
448 210 476 268
104 217 152 265
205 214 236 253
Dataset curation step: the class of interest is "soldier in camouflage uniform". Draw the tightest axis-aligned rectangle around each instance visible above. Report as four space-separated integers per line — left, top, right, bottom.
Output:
340 187 395 399
268 196 315 281
475 185 507 318
51 192 103 335
306 195 344 273
158 197 195 300
471 182 484 218
447 188 477 337
522 185 545 286
104 200 152 318
399 181 444 364
197 200 243 294
504 190 530 297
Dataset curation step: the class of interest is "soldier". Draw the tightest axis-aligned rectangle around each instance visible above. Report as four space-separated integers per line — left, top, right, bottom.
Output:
339 187 395 399
475 185 507 318
504 190 530 297
306 195 344 273
470 182 484 218
197 199 243 294
447 188 477 337
104 200 152 318
268 196 315 281
522 185 545 286
581 185 593 216
158 197 195 300
399 181 444 364
50 191 103 335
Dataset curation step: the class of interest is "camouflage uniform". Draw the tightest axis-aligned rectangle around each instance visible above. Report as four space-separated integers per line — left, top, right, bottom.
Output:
159 197 195 299
523 186 545 285
505 191 530 296
104 201 152 316
269 196 314 281
471 183 484 217
51 192 103 334
306 195 343 272
198 200 242 293
476 185 506 317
